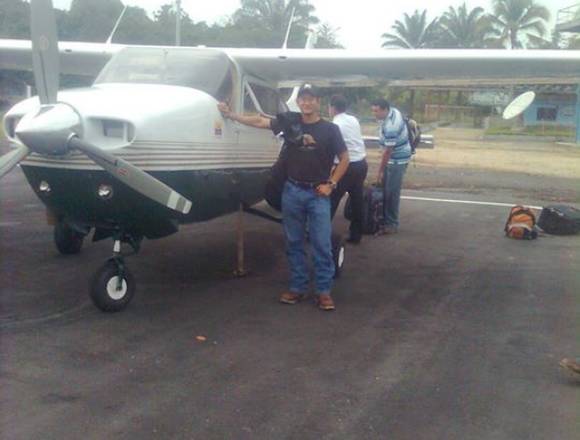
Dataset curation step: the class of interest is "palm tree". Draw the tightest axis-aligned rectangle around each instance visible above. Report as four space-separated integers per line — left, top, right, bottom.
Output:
381 10 440 49
233 0 319 47
438 3 493 48
488 0 551 49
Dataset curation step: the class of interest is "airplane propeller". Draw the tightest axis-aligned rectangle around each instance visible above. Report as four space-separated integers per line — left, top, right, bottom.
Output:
0 0 192 214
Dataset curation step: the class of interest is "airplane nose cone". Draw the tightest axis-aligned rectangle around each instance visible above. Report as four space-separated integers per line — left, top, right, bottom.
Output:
15 103 82 156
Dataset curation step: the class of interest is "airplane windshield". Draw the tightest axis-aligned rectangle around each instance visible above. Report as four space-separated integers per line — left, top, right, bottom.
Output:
95 48 234 101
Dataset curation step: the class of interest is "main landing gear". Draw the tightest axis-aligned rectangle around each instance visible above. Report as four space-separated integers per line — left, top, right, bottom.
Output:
90 234 141 312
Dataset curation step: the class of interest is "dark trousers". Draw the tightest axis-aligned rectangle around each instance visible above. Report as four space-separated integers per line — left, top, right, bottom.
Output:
330 159 368 239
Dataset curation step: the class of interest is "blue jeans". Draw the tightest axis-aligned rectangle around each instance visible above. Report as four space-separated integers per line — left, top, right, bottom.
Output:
382 163 408 228
282 181 334 295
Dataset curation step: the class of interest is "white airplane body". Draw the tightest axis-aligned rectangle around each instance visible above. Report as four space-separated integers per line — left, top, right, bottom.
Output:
1 0 579 311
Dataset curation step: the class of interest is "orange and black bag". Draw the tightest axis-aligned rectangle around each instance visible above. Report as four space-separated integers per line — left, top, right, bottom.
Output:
505 206 538 240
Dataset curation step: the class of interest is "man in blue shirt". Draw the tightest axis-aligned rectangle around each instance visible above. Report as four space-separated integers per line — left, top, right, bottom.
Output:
371 99 412 235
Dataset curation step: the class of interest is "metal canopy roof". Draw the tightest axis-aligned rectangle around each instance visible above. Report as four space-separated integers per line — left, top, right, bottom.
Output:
556 4 580 33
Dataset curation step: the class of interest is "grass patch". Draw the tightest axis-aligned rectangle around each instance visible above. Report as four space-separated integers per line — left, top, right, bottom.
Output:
485 125 574 138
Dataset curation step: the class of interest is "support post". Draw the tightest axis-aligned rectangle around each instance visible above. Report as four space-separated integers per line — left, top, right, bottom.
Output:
175 0 181 46
234 203 247 277
575 85 580 144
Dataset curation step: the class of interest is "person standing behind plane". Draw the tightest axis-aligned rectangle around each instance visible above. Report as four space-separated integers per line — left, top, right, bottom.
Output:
328 95 368 244
371 99 412 235
217 85 349 311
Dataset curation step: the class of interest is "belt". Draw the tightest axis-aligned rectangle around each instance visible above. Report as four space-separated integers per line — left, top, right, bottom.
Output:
288 178 323 189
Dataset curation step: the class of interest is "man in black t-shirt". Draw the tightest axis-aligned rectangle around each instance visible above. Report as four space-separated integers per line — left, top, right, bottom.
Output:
218 85 349 310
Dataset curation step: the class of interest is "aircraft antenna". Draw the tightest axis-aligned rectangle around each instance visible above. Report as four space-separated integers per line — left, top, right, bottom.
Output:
282 7 296 49
106 4 128 44
175 0 182 46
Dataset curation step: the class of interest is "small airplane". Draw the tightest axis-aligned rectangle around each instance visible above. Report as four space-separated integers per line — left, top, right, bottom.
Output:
1 0 578 312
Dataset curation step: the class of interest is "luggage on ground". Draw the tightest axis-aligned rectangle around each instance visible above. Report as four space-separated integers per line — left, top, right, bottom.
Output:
537 205 580 235
504 205 538 240
344 185 384 235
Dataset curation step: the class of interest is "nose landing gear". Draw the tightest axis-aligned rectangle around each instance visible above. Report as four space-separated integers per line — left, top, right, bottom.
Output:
90 234 141 312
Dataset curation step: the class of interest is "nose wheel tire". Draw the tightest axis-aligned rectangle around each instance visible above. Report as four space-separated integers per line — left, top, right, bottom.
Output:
332 232 345 279
90 260 136 312
54 222 84 255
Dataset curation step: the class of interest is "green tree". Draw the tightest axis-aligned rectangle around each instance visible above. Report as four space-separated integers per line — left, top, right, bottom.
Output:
0 0 30 39
381 10 440 49
488 0 551 49
65 0 124 42
315 23 343 48
231 0 319 48
438 3 493 48
152 3 210 46
112 7 158 45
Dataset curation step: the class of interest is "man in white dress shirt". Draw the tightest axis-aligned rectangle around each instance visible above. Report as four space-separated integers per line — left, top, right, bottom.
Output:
329 95 368 244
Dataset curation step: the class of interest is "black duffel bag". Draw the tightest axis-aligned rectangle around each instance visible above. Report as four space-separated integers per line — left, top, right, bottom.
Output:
264 112 304 211
264 146 288 211
537 205 580 235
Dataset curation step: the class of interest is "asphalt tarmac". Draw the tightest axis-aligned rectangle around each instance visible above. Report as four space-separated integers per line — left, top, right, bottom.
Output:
1 167 579 440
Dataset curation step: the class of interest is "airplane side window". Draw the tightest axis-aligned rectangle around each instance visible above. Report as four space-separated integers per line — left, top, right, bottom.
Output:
248 83 282 117
243 84 259 116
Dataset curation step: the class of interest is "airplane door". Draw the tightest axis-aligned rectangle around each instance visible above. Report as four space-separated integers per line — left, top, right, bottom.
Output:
229 80 283 203
237 80 279 151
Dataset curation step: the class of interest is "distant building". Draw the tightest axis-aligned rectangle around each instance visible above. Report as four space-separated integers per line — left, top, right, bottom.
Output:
522 86 577 128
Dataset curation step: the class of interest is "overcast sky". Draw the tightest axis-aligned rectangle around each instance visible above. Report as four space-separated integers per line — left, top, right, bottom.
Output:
51 0 574 49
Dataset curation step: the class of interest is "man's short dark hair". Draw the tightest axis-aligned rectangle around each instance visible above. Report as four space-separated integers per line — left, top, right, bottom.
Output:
371 98 390 111
297 84 321 98
330 94 348 113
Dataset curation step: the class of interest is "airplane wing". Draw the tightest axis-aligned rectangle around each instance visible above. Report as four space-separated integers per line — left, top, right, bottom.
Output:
1 38 579 85
225 48 580 87
0 39 122 76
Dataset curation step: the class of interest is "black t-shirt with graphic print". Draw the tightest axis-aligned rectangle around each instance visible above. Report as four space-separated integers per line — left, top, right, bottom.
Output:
270 113 347 184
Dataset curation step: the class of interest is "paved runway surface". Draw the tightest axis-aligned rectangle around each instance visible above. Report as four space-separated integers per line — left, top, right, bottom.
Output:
1 167 579 439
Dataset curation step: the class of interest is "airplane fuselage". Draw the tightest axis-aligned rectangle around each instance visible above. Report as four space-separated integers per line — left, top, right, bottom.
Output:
3 48 284 239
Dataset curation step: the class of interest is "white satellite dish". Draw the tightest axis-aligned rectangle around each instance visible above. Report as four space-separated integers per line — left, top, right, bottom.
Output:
502 91 536 120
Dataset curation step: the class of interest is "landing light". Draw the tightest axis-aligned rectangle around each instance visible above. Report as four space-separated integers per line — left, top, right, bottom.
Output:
97 184 113 200
39 180 51 194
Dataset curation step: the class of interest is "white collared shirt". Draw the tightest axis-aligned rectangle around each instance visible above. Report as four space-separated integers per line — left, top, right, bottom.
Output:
332 112 366 162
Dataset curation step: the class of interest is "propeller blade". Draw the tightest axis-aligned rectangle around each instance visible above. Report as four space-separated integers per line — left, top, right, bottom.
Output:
31 0 59 105
69 137 192 215
0 145 30 179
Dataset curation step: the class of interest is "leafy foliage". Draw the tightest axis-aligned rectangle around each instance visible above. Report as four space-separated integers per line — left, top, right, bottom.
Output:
487 0 551 49
316 23 344 49
381 10 440 49
438 3 493 48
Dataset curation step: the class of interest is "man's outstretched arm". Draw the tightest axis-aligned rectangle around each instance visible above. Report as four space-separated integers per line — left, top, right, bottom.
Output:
217 102 272 129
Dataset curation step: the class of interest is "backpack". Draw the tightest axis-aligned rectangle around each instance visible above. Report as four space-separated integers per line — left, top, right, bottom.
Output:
404 117 421 154
504 206 538 240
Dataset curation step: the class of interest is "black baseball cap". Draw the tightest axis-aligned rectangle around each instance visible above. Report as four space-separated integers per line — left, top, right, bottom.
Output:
297 84 321 98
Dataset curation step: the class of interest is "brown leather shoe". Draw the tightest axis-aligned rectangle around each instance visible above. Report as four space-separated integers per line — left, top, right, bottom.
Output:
279 292 306 305
316 294 335 311
560 358 580 375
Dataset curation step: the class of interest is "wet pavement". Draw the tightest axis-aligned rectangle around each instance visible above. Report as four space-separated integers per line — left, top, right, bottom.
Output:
1 166 579 439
